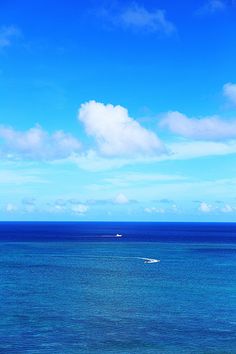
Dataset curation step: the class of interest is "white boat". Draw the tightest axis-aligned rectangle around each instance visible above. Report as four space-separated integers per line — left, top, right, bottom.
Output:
143 258 160 263
116 233 123 237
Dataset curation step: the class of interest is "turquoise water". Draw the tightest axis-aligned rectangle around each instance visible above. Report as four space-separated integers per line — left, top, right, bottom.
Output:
1 240 236 353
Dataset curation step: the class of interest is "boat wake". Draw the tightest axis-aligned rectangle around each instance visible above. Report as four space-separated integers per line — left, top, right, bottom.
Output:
89 255 160 264
57 255 159 264
49 254 160 264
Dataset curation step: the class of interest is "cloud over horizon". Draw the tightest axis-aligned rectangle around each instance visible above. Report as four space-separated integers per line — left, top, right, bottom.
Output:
198 201 236 213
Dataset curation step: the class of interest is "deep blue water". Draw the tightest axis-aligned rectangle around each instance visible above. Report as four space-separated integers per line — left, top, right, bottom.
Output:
1 221 236 243
0 222 236 353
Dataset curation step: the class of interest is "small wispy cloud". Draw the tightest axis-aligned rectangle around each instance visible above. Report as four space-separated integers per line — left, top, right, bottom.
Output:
0 169 47 184
5 203 18 213
46 200 89 216
100 2 176 35
113 193 129 205
199 201 213 213
196 0 227 15
70 204 89 215
198 201 236 213
144 204 178 214
0 25 21 48
105 173 186 187
1 198 90 216
221 203 235 212
158 198 174 204
118 3 175 34
144 206 165 214
223 82 236 106
167 140 236 160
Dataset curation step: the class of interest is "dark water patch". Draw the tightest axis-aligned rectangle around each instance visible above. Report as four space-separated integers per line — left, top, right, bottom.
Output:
1 222 236 243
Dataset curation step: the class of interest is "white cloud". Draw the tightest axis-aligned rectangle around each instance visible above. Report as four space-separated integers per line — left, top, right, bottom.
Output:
171 204 178 212
161 111 236 140
118 3 175 34
221 204 235 213
70 204 88 215
0 25 21 48
78 101 165 157
223 82 236 106
46 201 88 215
50 204 66 213
199 202 213 213
113 193 129 204
5 203 17 213
144 207 165 214
144 204 179 214
0 125 81 160
199 201 236 213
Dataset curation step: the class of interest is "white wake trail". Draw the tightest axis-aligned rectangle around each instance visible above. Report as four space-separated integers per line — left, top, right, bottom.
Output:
49 254 160 263
69 255 160 264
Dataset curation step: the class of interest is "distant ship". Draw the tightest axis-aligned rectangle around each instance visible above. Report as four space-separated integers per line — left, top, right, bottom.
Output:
116 233 123 237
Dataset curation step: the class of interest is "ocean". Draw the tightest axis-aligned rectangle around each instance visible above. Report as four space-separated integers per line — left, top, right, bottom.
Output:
0 222 236 353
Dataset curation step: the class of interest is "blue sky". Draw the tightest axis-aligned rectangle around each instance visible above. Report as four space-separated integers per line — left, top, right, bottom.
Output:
1 0 236 221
